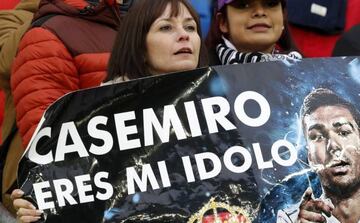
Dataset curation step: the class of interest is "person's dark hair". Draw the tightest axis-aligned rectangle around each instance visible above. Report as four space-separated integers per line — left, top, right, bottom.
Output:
106 0 208 81
300 88 360 130
205 0 299 53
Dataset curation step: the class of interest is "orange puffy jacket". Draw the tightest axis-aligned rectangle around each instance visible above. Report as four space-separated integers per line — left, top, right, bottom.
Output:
11 0 120 147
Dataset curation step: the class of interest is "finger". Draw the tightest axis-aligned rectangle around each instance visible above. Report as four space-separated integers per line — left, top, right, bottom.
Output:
301 199 332 216
297 219 314 223
298 219 318 223
324 198 335 210
299 209 326 223
313 200 333 217
301 187 314 203
18 215 41 223
11 189 24 200
13 199 36 211
17 208 43 217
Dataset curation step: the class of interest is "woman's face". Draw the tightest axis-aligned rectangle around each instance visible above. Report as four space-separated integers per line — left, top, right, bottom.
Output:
219 0 284 53
145 3 201 75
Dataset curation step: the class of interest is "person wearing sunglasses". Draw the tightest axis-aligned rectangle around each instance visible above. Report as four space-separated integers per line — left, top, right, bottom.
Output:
206 0 302 65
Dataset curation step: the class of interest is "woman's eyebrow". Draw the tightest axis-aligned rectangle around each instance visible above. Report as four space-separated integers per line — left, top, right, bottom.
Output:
184 17 195 22
156 17 195 22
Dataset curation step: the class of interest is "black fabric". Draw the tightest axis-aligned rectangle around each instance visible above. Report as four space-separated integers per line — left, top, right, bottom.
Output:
333 25 360 56
0 124 18 201
16 57 360 222
287 0 347 34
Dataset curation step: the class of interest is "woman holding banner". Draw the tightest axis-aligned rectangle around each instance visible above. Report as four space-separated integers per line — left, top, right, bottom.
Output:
11 0 206 222
206 0 302 65
104 0 207 83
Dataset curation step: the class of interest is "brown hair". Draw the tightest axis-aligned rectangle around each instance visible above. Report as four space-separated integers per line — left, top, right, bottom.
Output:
206 0 299 54
301 88 360 132
106 0 208 81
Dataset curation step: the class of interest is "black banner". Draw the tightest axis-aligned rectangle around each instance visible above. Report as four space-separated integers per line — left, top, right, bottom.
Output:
18 57 360 223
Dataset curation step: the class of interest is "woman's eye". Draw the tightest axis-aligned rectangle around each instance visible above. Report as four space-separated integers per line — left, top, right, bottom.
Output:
266 0 281 7
231 0 250 9
233 3 249 9
184 25 196 32
238 3 249 8
160 25 172 31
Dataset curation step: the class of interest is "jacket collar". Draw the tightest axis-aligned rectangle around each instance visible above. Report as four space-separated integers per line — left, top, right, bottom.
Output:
33 0 120 28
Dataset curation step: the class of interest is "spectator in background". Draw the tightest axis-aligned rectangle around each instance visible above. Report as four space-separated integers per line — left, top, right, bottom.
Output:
9 0 122 220
287 0 360 57
10 0 123 150
12 0 206 221
206 0 302 65
0 0 40 219
0 0 20 171
332 24 360 57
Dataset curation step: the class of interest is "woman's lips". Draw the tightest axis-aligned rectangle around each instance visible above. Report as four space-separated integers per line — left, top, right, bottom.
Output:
247 24 271 32
174 47 192 55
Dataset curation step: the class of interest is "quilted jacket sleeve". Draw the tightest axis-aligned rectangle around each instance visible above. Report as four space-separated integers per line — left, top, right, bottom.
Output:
11 27 80 147
0 9 33 92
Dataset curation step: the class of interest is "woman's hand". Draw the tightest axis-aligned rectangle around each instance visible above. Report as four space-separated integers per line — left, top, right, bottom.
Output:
11 189 43 223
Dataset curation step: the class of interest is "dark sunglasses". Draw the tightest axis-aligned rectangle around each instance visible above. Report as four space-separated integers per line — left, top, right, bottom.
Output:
230 0 282 9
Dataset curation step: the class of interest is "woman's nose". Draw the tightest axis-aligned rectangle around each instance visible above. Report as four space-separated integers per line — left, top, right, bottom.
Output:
252 2 266 17
178 28 190 41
